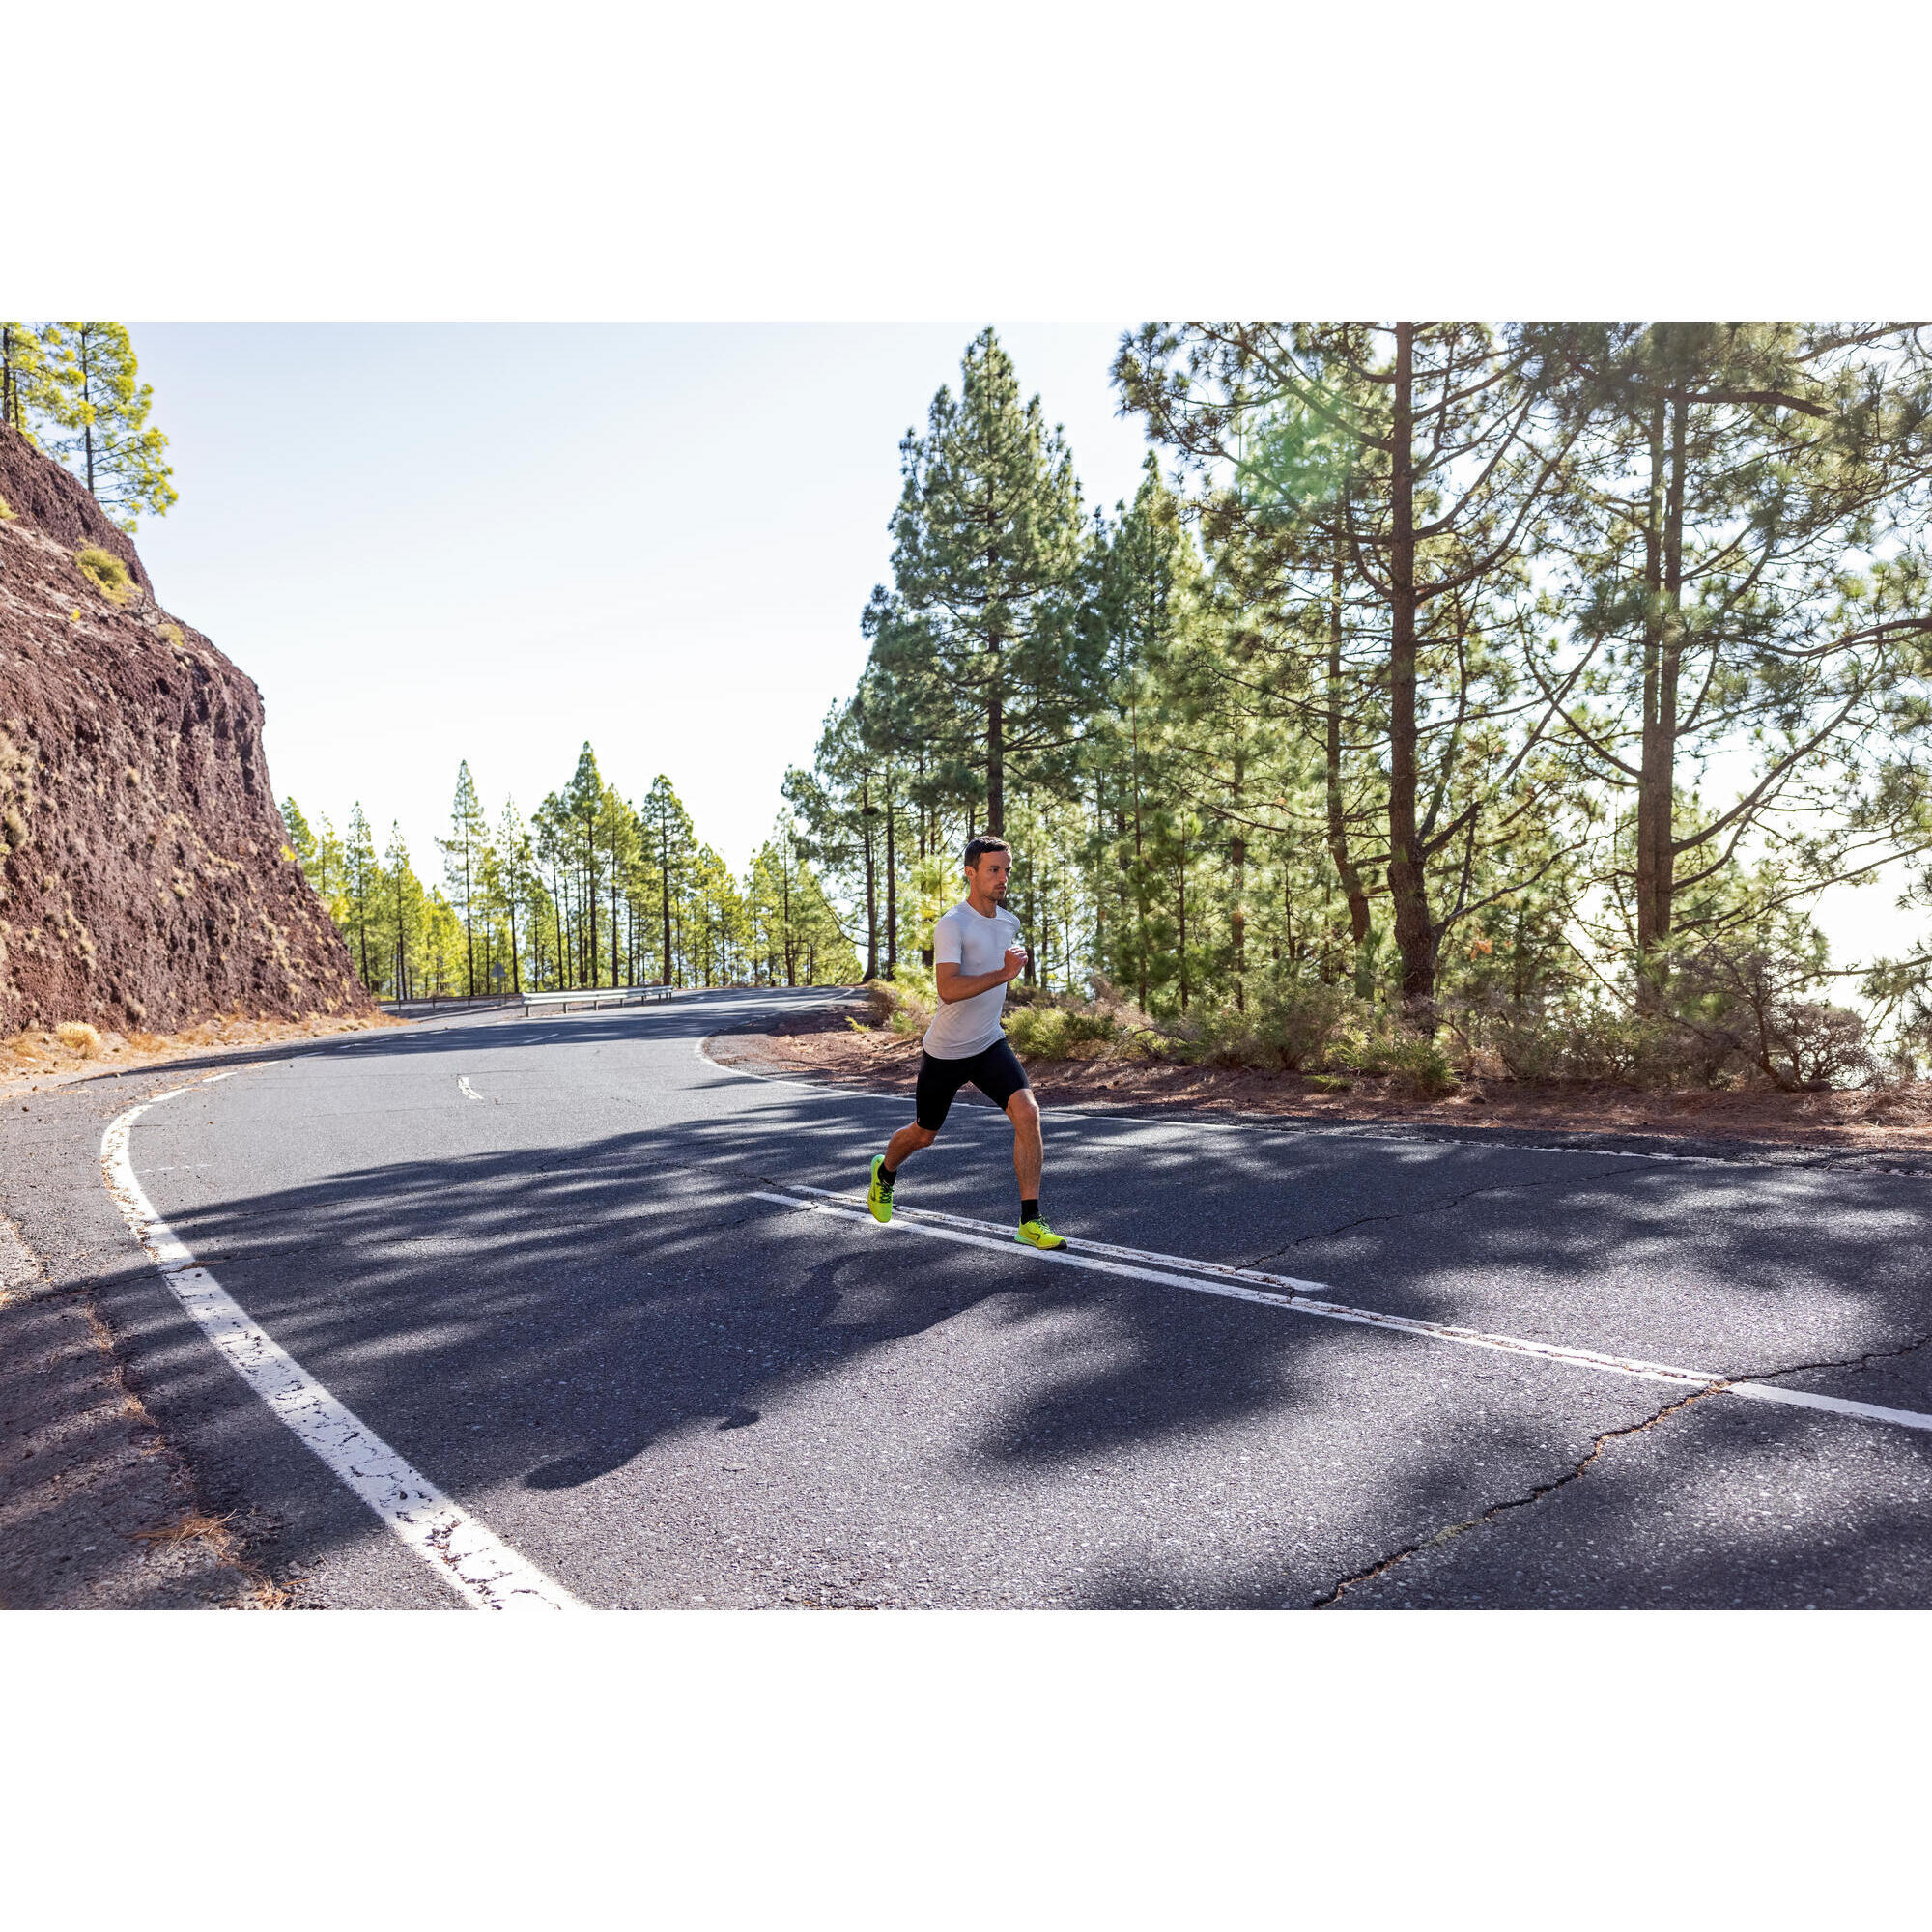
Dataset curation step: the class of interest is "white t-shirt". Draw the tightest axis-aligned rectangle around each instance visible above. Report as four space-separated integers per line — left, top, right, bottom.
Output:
923 898 1023 1060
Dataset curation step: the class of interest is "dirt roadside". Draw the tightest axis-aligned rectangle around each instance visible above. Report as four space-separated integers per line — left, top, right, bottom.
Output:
707 995 1932 1170
1 1009 401 1104
0 1010 399 1609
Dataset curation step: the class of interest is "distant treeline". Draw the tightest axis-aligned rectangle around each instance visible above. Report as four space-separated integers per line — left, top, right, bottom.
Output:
283 746 858 1001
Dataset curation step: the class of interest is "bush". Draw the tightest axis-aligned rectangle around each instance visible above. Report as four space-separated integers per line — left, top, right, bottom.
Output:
74 547 133 606
0 494 15 521
865 970 934 1037
56 1021 101 1058
1005 1001 1119 1062
1384 1035 1458 1097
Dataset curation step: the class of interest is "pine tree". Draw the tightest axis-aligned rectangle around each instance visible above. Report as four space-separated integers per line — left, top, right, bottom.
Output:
497 800 536 995
639 775 696 986
438 761 490 998
561 745 606 988
874 327 1093 837
1 324 47 439
383 823 426 1000
34 323 177 529
280 797 318 875
344 805 380 989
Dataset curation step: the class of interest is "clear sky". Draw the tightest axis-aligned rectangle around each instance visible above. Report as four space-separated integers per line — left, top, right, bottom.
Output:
128 323 1157 877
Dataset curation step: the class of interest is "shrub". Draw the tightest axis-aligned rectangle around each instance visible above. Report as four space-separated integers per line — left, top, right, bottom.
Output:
74 547 133 606
56 1021 101 1058
0 494 15 521
1 807 25 850
865 970 934 1037
1384 1035 1458 1097
1252 980 1359 1070
1005 1002 1119 1062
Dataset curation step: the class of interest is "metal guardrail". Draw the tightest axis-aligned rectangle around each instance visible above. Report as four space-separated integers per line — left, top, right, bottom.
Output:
379 994 525 1016
521 984 677 1017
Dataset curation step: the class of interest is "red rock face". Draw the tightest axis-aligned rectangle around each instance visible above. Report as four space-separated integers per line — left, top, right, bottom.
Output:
0 424 371 1034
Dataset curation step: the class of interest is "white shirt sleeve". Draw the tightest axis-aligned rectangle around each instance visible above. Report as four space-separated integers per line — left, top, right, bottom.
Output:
934 913 962 967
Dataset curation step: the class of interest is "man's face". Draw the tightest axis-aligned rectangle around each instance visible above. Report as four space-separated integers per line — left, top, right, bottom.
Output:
968 851 1012 899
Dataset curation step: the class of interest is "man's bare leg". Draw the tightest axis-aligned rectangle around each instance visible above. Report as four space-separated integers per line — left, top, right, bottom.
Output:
1008 1090 1042 1204
883 1121 935 1173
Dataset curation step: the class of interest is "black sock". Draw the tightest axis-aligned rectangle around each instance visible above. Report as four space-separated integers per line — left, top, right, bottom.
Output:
879 1159 897 1190
1021 1198 1039 1224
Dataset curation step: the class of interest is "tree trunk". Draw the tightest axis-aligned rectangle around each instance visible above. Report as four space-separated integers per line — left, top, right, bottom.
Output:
1635 390 1688 983
1325 553 1374 958
862 779 878 982
884 787 897 978
1177 823 1189 1014
659 825 673 987
985 652 1005 837
1230 752 1246 1014
1383 323 1437 1022
79 331 96 496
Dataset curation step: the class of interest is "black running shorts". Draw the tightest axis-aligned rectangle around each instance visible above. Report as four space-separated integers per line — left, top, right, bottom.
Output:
915 1037 1031 1131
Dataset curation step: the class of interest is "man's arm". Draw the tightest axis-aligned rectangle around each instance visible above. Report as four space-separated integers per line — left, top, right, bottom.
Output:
935 947 1027 1003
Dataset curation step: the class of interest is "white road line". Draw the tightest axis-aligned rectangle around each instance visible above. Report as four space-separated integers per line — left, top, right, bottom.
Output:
457 1076 486 1102
102 1080 586 1611
754 1189 1932 1437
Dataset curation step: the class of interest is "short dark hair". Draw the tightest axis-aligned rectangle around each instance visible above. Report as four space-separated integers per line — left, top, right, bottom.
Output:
963 836 1012 871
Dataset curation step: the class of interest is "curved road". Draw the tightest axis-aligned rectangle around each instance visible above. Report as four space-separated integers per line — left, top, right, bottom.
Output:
28 986 1932 1607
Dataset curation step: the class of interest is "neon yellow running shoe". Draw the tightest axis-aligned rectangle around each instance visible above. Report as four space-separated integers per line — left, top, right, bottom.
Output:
1015 1218 1065 1251
867 1154 895 1224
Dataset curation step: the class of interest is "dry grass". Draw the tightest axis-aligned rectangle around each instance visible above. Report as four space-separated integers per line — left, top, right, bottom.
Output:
55 1020 101 1057
131 1509 235 1547
74 545 134 606
1 1007 399 1098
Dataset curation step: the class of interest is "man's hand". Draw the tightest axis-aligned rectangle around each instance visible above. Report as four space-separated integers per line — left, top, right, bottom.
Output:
1003 945 1029 982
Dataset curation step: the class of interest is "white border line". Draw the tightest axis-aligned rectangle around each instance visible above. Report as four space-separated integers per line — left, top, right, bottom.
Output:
754 1189 1932 1437
102 1077 586 1611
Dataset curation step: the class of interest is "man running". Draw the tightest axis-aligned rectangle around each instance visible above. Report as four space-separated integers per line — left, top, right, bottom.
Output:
867 836 1065 1249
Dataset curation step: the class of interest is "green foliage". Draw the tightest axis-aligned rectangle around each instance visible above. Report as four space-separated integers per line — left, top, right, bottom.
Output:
73 545 133 605
0 323 46 439
30 323 176 529
1004 1001 1118 1062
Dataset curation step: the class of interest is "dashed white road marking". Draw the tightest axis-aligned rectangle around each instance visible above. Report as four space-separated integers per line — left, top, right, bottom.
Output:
757 1187 1932 1437
457 1076 486 1102
102 1078 585 1611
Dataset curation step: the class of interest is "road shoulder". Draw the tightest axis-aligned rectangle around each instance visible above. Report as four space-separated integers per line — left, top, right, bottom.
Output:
704 1000 1932 1173
0 1208 276 1608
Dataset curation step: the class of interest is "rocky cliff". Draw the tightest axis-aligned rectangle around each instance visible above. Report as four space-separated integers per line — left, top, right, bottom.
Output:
0 425 370 1035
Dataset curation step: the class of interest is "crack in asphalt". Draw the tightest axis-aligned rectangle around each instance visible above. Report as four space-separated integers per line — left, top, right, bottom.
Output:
1750 1328 1932 1388
1310 1327 1932 1608
1311 1384 1720 1608
1240 1161 1653 1270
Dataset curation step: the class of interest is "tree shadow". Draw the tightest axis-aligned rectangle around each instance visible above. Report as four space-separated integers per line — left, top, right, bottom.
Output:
105 1041 1932 1610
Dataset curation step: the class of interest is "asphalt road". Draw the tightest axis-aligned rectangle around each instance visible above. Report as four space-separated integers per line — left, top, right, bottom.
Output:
14 985 1932 1608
